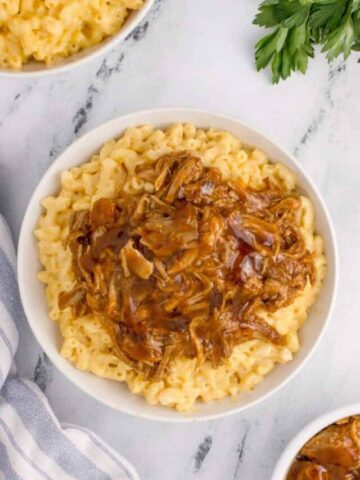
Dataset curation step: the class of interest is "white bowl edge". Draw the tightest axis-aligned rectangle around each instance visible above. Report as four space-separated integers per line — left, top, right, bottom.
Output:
17 107 338 422
0 0 155 79
271 403 360 479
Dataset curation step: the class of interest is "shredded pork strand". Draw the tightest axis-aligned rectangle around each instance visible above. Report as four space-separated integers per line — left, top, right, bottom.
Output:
58 151 315 378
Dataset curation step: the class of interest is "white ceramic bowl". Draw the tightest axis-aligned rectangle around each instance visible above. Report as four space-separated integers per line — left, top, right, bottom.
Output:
18 108 338 422
0 0 154 78
272 403 360 479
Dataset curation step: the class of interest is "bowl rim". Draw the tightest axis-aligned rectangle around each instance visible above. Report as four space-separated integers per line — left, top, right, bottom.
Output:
271 403 360 479
17 107 339 422
0 0 155 79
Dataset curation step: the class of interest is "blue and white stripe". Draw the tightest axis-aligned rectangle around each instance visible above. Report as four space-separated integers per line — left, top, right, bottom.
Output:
0 215 139 480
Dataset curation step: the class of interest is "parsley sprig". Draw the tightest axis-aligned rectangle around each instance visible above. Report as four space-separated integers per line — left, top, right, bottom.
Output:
254 0 360 83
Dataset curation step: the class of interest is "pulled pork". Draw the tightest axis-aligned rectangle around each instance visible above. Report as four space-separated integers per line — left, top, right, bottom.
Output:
59 151 315 378
286 416 360 480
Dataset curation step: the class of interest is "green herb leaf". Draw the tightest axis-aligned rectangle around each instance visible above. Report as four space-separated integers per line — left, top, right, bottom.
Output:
255 27 289 71
309 0 347 30
321 16 354 59
254 5 279 27
254 0 360 83
277 2 311 28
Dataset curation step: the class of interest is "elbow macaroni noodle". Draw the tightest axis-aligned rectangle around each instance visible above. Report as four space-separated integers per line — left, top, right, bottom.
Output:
0 0 144 69
36 124 326 411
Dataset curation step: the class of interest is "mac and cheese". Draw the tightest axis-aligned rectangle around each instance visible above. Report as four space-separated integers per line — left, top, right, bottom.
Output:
36 124 326 411
0 0 145 69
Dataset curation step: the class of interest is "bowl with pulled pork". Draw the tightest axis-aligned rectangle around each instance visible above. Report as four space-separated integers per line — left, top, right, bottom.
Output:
18 108 337 421
272 404 360 479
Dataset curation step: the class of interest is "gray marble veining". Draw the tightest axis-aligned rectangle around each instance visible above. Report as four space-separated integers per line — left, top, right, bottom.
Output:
1 0 360 478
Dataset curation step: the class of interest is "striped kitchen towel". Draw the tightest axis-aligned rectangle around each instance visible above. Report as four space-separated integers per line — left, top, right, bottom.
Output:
0 215 139 480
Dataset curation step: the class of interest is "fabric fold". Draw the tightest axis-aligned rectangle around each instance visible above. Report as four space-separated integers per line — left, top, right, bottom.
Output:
0 215 138 480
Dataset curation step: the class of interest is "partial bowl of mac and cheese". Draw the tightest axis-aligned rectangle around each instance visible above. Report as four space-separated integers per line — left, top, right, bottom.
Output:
0 0 154 76
18 108 337 421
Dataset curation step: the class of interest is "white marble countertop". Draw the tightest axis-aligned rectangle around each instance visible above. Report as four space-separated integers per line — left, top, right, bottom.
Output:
1 0 360 478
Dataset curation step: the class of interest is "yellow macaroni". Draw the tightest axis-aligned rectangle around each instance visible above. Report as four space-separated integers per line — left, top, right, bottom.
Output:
0 0 145 69
35 124 326 411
